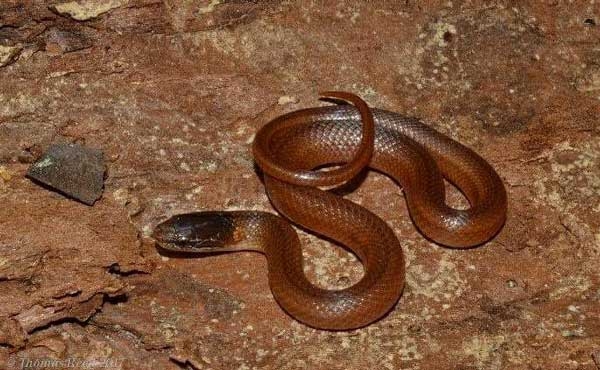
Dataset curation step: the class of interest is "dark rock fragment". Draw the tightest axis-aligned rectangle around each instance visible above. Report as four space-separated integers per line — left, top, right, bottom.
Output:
26 143 105 205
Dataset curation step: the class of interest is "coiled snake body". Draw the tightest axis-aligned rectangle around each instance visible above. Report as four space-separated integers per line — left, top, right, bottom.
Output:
153 92 507 330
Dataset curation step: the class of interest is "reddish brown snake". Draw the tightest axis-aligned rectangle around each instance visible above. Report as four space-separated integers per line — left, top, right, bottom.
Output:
153 92 507 330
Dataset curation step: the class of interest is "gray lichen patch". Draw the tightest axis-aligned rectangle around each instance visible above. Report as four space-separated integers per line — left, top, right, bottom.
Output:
405 253 468 303
533 139 600 225
51 0 128 21
296 229 364 290
0 45 21 67
198 0 223 15
576 66 600 94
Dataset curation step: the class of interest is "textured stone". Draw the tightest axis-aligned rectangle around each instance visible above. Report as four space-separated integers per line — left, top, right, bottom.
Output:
27 143 105 205
0 182 152 344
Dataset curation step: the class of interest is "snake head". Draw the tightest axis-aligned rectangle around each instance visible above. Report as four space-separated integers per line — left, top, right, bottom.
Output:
152 212 237 253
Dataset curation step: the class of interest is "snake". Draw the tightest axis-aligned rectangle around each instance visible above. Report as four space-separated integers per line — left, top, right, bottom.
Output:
152 92 507 330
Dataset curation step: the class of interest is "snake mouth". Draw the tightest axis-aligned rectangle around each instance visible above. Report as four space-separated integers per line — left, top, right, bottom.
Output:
152 212 236 253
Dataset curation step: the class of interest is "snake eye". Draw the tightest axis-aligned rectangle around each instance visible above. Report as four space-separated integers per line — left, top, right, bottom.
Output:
152 212 236 252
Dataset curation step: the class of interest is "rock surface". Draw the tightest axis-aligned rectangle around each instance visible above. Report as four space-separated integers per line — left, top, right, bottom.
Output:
0 1 599 369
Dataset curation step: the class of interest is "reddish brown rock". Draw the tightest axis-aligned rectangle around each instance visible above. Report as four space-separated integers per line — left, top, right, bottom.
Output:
0 179 152 341
0 1 599 370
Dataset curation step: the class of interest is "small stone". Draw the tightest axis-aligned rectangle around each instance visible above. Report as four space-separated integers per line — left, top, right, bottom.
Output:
561 328 584 338
278 95 299 105
27 143 105 205
525 239 539 247
567 305 579 313
0 166 12 181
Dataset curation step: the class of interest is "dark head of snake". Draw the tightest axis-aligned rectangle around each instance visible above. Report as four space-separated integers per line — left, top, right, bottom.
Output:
153 212 244 253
